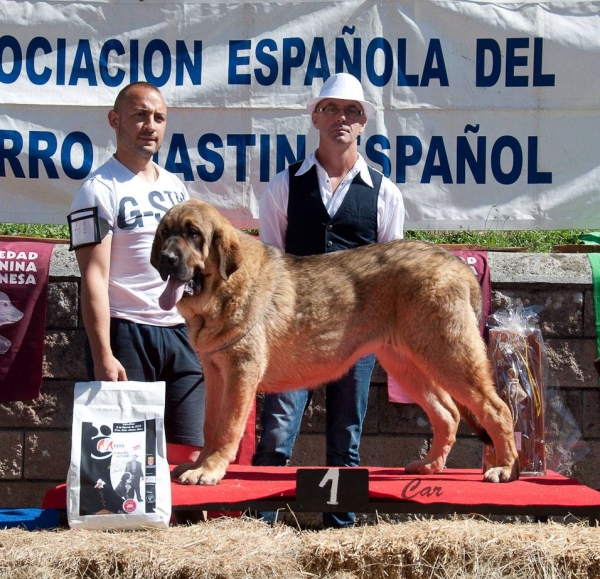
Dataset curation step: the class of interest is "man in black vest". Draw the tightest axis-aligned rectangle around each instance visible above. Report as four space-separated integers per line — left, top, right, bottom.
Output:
124 454 144 502
253 73 405 528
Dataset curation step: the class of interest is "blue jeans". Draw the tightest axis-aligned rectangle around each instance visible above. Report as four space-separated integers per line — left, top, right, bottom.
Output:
252 355 375 528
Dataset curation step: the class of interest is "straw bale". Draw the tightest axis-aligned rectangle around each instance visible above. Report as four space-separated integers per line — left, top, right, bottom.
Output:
0 517 305 579
1 516 599 579
297 518 600 578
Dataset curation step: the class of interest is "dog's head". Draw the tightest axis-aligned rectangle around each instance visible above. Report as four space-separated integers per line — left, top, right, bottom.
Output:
0 291 24 326
151 199 243 310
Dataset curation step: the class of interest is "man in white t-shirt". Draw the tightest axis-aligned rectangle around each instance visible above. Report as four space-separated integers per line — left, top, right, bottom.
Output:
68 82 205 465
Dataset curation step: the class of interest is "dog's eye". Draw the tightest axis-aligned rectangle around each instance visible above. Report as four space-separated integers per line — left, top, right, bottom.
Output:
188 229 201 238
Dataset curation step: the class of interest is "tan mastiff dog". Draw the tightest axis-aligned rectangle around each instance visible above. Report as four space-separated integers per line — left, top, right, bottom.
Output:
152 199 519 486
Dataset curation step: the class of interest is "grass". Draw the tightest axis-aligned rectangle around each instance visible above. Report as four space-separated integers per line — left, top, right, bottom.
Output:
0 223 72 240
404 229 590 253
0 223 593 252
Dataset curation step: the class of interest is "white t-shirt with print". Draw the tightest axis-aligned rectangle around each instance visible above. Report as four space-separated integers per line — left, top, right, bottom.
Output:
70 156 188 326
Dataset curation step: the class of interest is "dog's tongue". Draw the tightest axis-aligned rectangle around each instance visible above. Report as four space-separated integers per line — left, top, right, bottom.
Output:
159 278 185 311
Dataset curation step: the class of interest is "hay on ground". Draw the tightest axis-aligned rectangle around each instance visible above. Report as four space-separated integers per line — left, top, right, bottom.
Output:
1 516 599 579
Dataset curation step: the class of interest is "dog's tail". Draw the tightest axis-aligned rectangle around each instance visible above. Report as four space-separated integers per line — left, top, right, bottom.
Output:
455 402 493 445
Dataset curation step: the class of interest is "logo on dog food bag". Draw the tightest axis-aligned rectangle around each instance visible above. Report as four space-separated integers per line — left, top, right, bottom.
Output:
122 499 137 513
91 425 114 460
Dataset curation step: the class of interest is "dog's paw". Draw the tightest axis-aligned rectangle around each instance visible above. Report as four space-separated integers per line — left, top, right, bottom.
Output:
176 467 222 486
483 464 519 483
171 461 196 479
405 459 444 475
173 461 227 486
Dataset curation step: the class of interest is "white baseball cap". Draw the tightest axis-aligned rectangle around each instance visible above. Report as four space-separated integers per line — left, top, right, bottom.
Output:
307 73 376 118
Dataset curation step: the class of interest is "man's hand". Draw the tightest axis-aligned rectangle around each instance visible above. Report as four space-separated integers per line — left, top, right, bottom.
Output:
94 353 128 381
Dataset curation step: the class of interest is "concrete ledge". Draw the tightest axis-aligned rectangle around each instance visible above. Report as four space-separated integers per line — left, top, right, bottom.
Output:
48 244 78 277
489 251 592 288
50 244 596 288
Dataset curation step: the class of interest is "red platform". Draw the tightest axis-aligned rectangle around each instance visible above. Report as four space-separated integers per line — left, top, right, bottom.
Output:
42 466 600 523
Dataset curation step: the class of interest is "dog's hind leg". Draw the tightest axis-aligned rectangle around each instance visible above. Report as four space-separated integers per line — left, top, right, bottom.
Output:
452 357 518 482
377 349 460 475
415 332 519 483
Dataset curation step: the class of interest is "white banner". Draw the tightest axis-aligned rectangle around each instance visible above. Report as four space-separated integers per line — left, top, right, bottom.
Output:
1 0 599 229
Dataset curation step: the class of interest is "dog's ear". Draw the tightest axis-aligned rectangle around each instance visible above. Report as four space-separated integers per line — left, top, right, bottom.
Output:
150 225 163 270
212 226 243 280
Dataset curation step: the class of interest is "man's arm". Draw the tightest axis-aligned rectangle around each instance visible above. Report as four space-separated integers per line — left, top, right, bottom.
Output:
75 236 127 381
377 179 406 243
258 169 290 250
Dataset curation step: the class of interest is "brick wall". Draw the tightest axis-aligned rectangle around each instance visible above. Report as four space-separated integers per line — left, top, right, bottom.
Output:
1 245 598 508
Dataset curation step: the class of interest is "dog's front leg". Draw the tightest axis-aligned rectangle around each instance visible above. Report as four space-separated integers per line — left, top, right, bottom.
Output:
173 356 257 486
171 358 224 484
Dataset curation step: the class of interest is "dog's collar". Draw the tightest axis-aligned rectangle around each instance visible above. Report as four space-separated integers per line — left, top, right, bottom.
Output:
207 293 273 354
205 260 281 355
207 326 255 354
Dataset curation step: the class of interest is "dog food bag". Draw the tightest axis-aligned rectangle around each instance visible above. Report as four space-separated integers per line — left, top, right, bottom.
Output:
483 305 547 476
67 381 172 530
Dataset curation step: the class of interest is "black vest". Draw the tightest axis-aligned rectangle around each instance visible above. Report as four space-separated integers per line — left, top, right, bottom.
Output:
284 161 382 256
